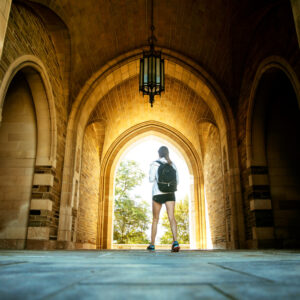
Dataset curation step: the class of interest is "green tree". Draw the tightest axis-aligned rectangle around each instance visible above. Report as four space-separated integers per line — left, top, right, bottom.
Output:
160 196 190 244
113 160 150 244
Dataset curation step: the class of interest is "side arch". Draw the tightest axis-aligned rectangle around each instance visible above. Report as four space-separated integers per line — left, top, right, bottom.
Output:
246 56 300 248
0 55 57 248
246 56 300 168
0 55 57 166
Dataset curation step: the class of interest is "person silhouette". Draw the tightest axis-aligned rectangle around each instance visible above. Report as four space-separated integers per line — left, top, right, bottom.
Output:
147 146 180 252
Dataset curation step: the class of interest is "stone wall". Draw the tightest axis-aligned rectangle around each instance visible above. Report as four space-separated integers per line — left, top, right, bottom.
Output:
77 124 100 248
203 125 226 249
0 3 67 247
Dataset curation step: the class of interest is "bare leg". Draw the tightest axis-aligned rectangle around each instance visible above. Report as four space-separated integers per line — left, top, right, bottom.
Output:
151 201 162 245
165 201 177 242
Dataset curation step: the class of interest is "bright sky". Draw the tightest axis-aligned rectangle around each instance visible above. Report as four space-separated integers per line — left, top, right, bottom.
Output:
113 135 191 244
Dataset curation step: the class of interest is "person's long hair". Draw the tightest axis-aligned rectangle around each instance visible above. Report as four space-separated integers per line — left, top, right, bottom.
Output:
158 146 172 164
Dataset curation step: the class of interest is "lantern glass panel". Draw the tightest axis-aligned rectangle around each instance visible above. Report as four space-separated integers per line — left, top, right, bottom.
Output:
152 55 156 84
161 60 165 90
144 57 148 84
148 56 152 84
156 57 160 84
139 59 144 89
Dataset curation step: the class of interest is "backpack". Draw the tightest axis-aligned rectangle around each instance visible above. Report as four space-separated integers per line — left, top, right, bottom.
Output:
156 161 177 192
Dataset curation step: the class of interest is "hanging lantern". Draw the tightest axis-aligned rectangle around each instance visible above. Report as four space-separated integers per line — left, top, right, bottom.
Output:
139 0 164 107
139 49 165 107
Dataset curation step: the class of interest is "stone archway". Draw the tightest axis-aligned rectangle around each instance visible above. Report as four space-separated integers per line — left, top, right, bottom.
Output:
0 56 57 249
0 55 57 165
97 121 205 249
246 56 300 248
58 49 244 249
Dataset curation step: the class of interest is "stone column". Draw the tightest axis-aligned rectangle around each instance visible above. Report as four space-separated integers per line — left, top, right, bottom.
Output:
0 0 11 60
26 166 57 249
247 166 275 248
291 0 300 48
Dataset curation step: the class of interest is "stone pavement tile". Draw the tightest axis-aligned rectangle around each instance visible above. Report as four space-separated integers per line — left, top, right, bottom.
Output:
92 250 300 264
211 261 300 284
0 261 111 275
1 250 300 300
214 283 300 300
79 263 263 285
0 263 102 300
48 283 228 300
0 260 27 266
0 250 297 264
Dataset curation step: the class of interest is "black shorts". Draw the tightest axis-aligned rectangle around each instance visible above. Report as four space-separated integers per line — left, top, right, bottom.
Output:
153 193 175 204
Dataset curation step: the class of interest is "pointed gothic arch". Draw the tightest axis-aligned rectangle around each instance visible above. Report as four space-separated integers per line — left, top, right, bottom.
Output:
0 55 57 248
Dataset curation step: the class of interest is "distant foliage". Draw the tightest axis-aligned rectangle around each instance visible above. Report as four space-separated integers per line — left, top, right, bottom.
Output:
113 160 150 244
160 196 189 244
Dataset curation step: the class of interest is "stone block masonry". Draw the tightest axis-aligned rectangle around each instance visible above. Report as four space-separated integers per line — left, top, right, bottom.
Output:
203 125 227 249
28 166 59 242
76 125 101 248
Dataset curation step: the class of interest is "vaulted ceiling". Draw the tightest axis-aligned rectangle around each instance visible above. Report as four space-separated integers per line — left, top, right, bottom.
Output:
19 0 294 103
88 75 215 156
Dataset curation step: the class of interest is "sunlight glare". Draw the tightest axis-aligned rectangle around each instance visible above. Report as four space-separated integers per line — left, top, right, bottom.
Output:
114 135 191 245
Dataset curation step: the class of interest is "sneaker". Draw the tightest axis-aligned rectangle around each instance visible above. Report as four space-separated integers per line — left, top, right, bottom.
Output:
147 244 155 251
171 241 180 252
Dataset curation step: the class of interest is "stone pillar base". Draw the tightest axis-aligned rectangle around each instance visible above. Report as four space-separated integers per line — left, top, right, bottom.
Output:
246 239 277 249
0 239 26 249
26 240 57 250
75 243 97 249
56 241 76 250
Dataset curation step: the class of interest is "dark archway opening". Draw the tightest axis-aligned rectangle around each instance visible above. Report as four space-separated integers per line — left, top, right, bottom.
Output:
251 68 300 248
266 71 300 248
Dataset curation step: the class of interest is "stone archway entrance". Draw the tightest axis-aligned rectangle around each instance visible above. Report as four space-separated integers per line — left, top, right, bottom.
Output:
246 58 300 248
0 56 57 249
0 71 37 249
97 121 205 249
58 50 244 250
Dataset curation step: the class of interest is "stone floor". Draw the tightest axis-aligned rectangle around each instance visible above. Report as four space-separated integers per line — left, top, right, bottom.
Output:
0 250 300 299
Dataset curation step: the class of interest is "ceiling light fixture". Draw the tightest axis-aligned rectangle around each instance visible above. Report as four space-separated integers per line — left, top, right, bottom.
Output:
139 0 165 107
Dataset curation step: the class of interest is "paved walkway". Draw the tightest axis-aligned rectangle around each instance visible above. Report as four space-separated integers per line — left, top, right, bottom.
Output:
0 250 300 299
